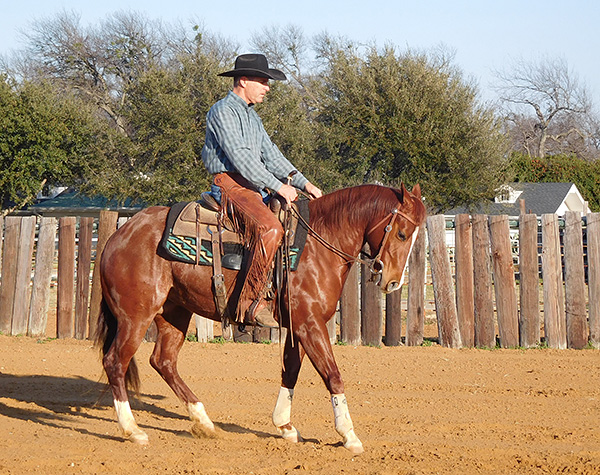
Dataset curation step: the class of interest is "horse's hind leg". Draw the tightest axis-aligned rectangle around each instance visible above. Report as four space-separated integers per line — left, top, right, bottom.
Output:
103 314 152 445
149 303 215 438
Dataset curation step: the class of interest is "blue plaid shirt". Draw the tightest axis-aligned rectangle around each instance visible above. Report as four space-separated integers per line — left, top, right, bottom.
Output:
202 91 308 195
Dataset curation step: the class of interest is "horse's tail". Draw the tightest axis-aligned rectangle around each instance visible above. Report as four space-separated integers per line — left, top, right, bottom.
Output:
95 297 140 395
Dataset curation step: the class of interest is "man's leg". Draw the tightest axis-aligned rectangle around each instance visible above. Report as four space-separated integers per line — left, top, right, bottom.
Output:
214 173 283 327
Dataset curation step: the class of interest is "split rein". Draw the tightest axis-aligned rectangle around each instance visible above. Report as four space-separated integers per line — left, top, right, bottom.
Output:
289 199 418 284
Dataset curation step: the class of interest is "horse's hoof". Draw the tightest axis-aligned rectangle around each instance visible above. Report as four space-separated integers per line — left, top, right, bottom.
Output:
129 430 149 445
191 422 217 439
344 439 364 454
277 424 302 443
343 430 364 454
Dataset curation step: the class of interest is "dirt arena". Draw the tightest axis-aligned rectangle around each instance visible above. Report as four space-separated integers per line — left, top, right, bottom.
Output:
0 332 599 474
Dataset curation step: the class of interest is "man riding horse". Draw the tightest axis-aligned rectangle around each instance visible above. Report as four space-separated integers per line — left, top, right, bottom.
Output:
201 54 322 328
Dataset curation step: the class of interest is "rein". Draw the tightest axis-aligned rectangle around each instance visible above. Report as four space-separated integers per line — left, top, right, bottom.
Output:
290 204 413 283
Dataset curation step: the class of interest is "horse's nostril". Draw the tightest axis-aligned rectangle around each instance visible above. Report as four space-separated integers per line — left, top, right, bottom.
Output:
386 281 400 293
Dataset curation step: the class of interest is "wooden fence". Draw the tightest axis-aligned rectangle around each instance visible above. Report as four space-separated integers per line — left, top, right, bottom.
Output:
1 210 599 349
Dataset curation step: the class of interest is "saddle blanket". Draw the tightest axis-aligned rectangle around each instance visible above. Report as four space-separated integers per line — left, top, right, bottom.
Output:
160 198 310 271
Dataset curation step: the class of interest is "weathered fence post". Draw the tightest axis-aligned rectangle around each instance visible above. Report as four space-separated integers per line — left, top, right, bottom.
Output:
75 217 94 339
340 262 360 345
28 217 57 338
541 214 567 349
57 217 76 338
361 262 383 346
472 215 496 348
385 290 402 346
427 215 461 348
563 211 588 349
11 216 36 336
253 325 271 343
489 215 519 348
455 214 474 347
0 217 20 333
518 213 540 347
89 210 119 336
195 314 214 342
327 316 337 344
587 213 600 348
406 225 426 346
270 326 286 344
0 216 3 272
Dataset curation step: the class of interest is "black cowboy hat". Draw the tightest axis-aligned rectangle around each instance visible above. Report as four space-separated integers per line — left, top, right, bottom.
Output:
218 53 287 81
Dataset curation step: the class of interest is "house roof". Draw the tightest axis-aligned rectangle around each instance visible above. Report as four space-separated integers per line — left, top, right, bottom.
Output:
445 182 582 216
27 189 145 217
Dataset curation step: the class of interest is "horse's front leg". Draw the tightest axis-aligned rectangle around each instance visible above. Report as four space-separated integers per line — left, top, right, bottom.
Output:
272 331 304 443
297 317 364 454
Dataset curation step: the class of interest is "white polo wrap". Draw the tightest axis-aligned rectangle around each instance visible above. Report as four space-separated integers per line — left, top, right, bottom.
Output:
272 387 294 427
331 393 354 436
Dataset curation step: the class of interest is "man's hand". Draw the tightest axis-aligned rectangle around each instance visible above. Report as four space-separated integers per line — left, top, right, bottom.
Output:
305 182 323 199
277 183 298 205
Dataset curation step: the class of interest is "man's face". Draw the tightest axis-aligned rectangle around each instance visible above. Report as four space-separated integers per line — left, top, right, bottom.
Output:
243 76 270 104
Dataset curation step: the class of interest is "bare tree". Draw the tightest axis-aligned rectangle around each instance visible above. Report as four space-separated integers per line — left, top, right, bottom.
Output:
18 11 164 136
250 24 320 104
495 57 595 158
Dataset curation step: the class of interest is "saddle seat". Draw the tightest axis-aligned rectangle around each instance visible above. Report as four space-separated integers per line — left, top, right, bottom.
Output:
199 191 220 212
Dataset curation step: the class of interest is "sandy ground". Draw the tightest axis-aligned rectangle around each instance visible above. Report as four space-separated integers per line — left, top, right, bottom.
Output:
0 333 599 475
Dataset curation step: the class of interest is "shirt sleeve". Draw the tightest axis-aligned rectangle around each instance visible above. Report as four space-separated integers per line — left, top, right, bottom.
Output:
208 104 284 192
258 120 309 190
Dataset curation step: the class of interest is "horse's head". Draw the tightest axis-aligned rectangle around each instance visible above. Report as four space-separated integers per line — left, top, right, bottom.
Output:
365 183 426 293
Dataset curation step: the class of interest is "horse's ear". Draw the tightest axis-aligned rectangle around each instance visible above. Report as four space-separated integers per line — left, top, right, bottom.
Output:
411 183 422 200
397 182 407 203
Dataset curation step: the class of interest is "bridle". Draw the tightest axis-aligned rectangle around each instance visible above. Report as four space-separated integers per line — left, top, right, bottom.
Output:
364 208 417 284
290 205 418 285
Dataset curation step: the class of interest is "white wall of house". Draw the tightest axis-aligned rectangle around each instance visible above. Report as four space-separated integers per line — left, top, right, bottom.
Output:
556 184 588 216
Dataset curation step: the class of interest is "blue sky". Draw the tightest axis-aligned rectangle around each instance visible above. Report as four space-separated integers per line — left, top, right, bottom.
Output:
1 0 598 105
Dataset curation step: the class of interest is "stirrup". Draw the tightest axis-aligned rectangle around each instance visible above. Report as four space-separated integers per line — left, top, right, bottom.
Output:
245 299 278 328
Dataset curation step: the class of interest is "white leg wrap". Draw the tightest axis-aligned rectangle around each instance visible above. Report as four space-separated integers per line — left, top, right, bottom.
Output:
114 400 148 445
331 394 353 436
331 394 364 454
272 387 301 442
188 402 215 432
272 387 294 428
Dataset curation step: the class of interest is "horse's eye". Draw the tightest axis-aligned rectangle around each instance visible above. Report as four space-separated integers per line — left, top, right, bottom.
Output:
398 230 407 241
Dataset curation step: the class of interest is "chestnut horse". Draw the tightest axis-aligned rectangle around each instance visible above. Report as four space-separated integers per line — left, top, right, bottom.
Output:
96 183 425 454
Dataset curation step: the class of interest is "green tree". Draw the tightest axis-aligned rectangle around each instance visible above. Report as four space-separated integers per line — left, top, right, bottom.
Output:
94 32 233 205
0 76 101 216
7 12 239 207
312 41 509 211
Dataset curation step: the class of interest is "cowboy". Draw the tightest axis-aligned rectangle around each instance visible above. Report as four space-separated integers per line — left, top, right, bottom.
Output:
201 53 322 328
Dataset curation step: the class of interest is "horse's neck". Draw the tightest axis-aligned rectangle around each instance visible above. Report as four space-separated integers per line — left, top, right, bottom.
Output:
312 193 377 258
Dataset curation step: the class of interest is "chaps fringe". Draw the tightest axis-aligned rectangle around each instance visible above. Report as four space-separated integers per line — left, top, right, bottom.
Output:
220 186 274 322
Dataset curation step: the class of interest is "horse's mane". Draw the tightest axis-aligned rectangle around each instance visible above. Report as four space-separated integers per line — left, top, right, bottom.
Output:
309 184 407 232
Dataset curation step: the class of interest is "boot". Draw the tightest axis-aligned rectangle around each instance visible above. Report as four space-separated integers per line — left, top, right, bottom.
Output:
245 298 278 328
